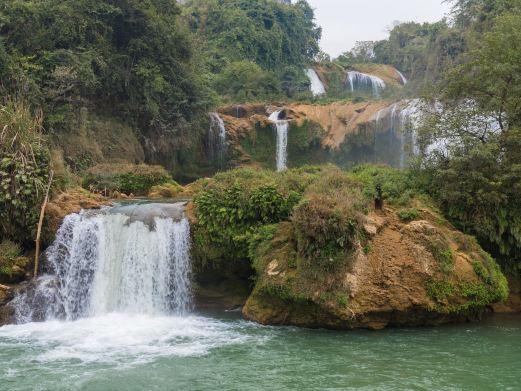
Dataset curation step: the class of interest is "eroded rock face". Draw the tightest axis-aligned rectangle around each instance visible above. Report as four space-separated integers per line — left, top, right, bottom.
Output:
243 207 508 330
0 284 14 326
45 187 109 242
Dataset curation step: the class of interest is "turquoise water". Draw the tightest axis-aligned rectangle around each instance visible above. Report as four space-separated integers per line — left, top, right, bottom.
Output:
1 313 520 391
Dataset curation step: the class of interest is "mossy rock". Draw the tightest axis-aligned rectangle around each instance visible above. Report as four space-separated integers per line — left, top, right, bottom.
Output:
83 163 172 196
0 240 29 284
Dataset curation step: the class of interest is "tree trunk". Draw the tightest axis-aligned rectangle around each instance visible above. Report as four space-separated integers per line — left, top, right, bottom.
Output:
34 170 54 278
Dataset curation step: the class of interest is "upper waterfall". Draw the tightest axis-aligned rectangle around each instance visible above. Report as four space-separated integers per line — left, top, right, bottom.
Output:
208 113 228 167
346 71 386 97
269 111 289 172
373 100 422 168
396 70 408 85
13 203 192 323
306 68 326 96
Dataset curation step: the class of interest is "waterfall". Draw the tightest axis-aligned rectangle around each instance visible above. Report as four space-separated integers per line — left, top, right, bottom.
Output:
269 111 289 172
306 68 326 96
396 70 408 85
373 100 422 168
208 113 227 167
346 71 386 97
13 203 192 323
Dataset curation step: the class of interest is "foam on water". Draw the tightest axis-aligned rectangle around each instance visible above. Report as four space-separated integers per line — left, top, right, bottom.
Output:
0 313 257 365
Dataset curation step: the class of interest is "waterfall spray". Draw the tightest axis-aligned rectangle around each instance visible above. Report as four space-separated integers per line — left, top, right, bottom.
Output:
269 111 289 172
306 68 326 96
346 71 386 97
13 203 192 323
208 113 227 167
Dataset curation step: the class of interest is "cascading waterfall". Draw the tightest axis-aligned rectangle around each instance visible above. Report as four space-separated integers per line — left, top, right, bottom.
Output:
269 110 289 172
346 71 386 97
373 100 421 168
13 203 192 323
208 112 228 167
396 70 408 85
306 68 326 96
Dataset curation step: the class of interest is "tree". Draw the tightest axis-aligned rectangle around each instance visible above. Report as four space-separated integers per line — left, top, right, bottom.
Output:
420 11 521 274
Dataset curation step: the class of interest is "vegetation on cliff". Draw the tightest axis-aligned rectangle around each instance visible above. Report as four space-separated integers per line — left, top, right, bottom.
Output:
183 0 321 101
191 165 508 328
418 6 521 275
0 99 49 244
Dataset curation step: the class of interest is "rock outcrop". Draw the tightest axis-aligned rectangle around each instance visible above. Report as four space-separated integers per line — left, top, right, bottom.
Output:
243 205 508 330
45 187 109 240
0 284 14 327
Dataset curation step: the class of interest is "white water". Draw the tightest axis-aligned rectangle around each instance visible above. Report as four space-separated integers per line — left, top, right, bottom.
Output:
347 71 386 97
305 68 326 96
269 110 289 172
208 112 227 166
14 204 192 322
0 313 253 365
396 69 408 85
373 100 422 168
0 204 263 368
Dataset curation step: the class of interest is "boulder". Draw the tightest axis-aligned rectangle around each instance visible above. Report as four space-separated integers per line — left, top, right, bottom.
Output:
243 208 508 330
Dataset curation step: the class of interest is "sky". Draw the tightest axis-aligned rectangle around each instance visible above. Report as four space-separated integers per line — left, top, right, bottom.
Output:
306 0 453 58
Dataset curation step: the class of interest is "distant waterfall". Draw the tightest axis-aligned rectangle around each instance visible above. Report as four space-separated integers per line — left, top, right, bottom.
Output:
306 68 326 96
373 100 421 168
269 111 289 172
208 113 227 167
346 71 386 97
13 203 192 323
396 70 408 85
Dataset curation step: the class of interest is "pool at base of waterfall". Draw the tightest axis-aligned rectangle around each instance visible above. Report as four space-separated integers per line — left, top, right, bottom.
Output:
0 313 520 391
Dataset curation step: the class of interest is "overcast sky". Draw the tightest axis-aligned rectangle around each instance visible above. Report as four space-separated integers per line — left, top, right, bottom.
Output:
306 0 452 58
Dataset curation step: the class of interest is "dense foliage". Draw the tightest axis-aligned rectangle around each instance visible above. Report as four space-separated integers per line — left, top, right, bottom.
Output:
0 0 213 161
0 99 50 244
192 166 396 271
183 0 321 101
192 167 320 264
291 171 367 268
83 163 173 196
418 4 521 274
0 240 29 283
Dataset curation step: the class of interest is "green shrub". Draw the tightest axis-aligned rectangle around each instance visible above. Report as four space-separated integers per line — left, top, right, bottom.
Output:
398 208 421 222
83 164 171 196
426 280 455 302
0 99 50 243
349 165 421 206
193 168 311 262
292 170 367 268
430 246 454 274
0 240 29 282
336 293 349 308
426 253 508 313
148 181 183 199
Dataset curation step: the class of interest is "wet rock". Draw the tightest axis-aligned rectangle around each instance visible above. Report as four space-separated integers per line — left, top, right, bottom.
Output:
0 284 14 326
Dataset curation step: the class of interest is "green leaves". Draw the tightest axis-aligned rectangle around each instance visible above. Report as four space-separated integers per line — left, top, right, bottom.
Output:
0 99 50 243
192 168 314 263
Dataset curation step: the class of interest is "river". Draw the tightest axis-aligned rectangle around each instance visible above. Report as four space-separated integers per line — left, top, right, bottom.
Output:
1 313 520 390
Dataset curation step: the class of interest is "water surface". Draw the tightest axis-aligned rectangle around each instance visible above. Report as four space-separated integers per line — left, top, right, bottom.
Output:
1 313 520 390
